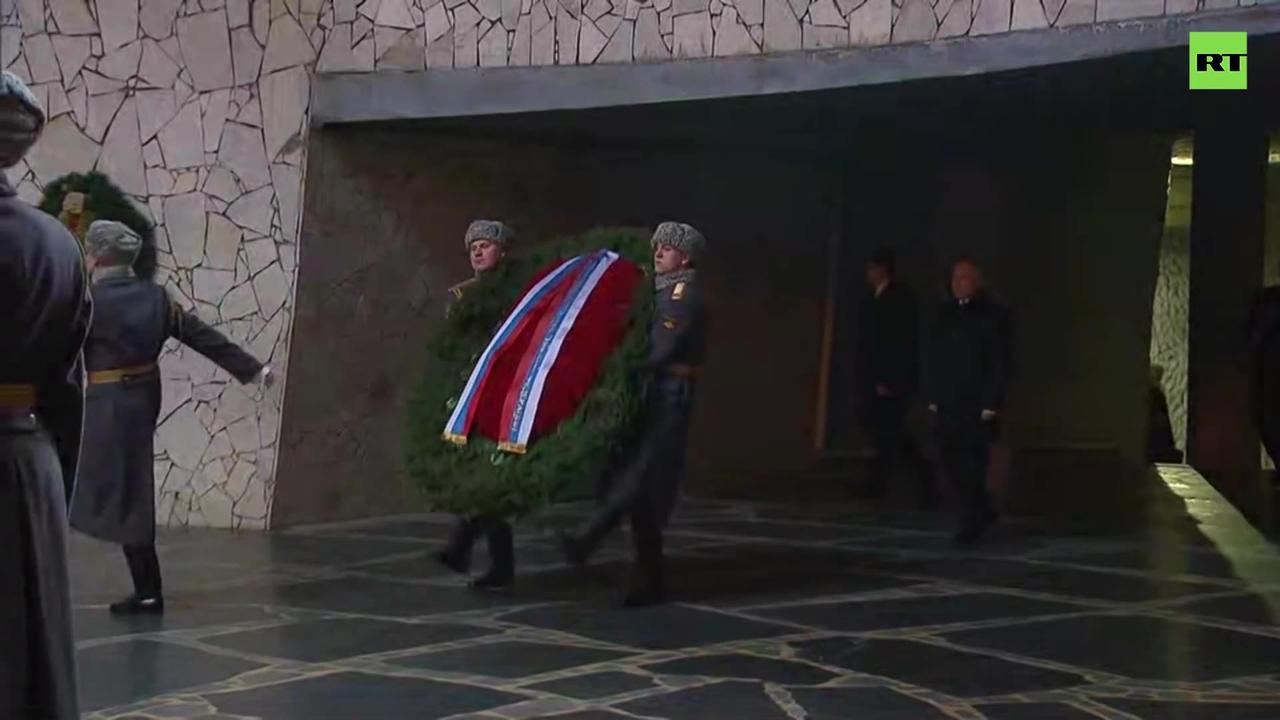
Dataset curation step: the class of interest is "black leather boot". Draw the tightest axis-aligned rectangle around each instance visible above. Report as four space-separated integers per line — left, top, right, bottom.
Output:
556 530 589 569
623 502 666 607
117 545 165 614
470 519 514 591
622 568 666 607
109 595 165 615
432 517 475 574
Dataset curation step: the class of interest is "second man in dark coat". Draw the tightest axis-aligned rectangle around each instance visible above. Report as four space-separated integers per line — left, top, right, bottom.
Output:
71 220 271 615
854 249 929 503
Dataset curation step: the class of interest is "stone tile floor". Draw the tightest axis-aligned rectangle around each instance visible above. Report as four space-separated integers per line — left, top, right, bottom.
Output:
72 467 1280 719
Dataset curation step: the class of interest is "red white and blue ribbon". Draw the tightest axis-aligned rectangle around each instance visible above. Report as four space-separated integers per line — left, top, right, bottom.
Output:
442 255 587 445
497 250 619 453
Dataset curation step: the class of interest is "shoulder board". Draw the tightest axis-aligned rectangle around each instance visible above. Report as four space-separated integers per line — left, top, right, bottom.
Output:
449 278 477 298
672 282 686 300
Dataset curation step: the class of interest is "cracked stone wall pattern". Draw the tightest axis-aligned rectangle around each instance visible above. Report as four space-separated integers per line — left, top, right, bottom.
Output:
307 0 1258 72
1264 159 1280 469
1150 161 1280 462
1 0 312 530
1149 165 1190 454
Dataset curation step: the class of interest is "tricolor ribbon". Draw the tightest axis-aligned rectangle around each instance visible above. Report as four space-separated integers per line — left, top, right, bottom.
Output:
497 251 619 453
442 255 587 445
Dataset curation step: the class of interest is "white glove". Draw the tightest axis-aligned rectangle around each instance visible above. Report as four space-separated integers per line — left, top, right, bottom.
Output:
256 365 275 389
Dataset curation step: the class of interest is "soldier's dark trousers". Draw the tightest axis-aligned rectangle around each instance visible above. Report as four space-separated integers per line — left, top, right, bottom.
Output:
124 544 163 599
561 375 695 604
573 467 665 591
0 418 80 720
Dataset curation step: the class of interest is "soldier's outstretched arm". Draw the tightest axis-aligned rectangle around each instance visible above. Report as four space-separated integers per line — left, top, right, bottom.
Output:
37 264 93 501
167 298 266 384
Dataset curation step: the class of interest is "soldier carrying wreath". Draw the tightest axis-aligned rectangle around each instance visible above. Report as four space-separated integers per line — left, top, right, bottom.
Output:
432 220 520 591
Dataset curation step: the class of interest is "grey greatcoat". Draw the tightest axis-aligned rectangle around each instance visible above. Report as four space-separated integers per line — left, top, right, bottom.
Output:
591 275 707 528
637 275 706 523
566 271 708 600
70 277 263 546
0 174 92 720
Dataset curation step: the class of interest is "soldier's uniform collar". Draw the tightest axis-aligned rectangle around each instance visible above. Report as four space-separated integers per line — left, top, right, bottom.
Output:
92 265 135 284
656 269 696 292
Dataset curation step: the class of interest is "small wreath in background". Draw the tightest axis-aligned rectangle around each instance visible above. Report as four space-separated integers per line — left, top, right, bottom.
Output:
39 171 157 280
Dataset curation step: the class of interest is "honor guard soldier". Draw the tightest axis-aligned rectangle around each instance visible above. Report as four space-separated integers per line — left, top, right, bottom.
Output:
559 221 708 606
434 219 520 590
445 219 511 314
0 72 91 720
70 221 271 615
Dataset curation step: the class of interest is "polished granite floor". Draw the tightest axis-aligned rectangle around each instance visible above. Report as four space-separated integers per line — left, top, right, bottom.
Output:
72 466 1280 720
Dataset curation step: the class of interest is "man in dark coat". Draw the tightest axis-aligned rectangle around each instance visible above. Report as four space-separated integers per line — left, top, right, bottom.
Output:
71 220 270 615
1249 283 1280 484
0 72 91 720
559 221 708 607
926 257 1011 545
434 220 519 591
854 248 929 503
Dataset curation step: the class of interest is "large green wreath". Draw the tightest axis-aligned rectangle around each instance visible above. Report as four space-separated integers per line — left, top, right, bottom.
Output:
39 171 157 280
405 227 655 518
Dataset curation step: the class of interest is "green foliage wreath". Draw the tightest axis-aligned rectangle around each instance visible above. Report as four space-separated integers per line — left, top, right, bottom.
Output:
39 171 158 280
405 227 655 518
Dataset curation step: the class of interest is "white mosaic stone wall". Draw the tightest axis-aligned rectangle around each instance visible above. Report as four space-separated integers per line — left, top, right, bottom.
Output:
1148 161 1191 455
309 0 1255 71
1 0 310 530
1149 217 1189 454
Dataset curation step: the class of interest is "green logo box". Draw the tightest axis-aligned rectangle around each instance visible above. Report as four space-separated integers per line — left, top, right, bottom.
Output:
1190 32 1248 90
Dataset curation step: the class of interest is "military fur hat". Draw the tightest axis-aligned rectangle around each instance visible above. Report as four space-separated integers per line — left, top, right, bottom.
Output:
85 220 143 264
464 220 515 249
0 72 45 170
651 221 705 264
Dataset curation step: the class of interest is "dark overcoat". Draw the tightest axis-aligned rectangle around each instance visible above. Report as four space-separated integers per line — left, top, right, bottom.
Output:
0 174 92 720
925 293 1011 441
630 277 708 523
854 281 920 397
71 277 262 546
